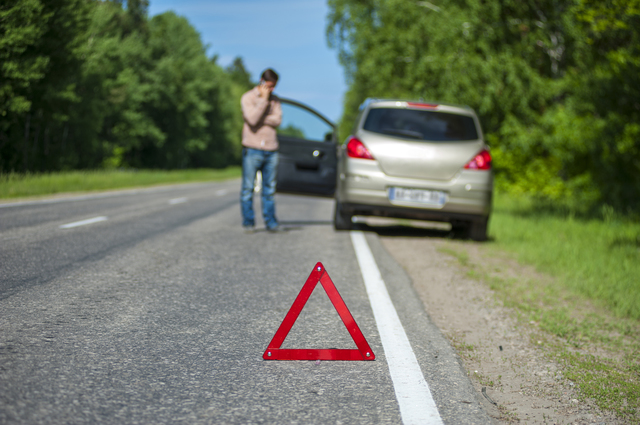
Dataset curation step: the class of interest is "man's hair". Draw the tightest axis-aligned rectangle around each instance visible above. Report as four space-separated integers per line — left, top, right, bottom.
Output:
261 68 279 83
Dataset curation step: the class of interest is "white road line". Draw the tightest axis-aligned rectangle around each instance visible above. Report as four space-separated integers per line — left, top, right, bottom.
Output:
59 216 108 229
169 197 187 205
351 231 443 425
216 189 228 196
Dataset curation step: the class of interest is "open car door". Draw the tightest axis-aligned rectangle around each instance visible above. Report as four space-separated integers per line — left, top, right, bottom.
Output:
276 98 337 197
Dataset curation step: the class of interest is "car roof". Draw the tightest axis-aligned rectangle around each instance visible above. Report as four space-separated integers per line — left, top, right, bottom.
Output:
360 98 476 116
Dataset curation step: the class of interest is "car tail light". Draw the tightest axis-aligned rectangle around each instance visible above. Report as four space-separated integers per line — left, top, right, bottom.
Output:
464 149 492 170
346 136 374 160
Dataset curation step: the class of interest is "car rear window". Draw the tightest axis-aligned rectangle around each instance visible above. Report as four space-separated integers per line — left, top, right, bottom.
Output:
362 108 479 141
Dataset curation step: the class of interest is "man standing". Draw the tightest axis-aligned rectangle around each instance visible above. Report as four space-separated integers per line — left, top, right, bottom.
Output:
240 69 282 232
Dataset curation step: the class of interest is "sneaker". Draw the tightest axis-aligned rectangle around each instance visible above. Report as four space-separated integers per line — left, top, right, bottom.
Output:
266 225 282 233
242 225 255 234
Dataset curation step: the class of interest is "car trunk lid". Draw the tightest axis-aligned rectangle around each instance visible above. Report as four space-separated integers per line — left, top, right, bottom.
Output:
360 132 484 181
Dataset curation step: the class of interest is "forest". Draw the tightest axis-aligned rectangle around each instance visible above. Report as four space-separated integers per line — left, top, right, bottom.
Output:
327 0 639 215
1 0 253 173
2 0 639 215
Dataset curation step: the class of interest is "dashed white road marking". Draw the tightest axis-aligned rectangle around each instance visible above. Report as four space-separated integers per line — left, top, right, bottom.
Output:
169 197 187 205
351 231 444 425
59 216 108 229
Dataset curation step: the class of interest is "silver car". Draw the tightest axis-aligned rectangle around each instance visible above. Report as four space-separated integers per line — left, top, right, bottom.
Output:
333 99 493 240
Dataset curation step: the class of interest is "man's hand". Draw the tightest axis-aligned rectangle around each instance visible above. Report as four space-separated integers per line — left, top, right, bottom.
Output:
258 81 275 98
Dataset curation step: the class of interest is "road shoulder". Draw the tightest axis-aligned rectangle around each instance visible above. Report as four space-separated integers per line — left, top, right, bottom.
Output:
363 232 496 424
379 233 623 424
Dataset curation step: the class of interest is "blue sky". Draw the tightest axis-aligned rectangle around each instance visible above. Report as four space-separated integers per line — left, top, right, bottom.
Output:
148 0 347 122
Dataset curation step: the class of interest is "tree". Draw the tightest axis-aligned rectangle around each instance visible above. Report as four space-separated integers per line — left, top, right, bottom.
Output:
129 11 239 169
72 0 161 170
572 0 640 211
226 56 254 91
0 1 249 172
0 0 91 172
0 0 48 120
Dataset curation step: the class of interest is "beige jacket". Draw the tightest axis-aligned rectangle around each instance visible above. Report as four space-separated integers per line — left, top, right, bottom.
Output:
241 87 282 151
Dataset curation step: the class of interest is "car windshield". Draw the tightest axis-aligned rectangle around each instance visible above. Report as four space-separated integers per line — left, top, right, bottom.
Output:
362 108 479 142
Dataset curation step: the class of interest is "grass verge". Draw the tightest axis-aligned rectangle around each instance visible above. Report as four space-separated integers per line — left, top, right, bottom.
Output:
0 168 242 200
490 193 640 321
440 191 640 421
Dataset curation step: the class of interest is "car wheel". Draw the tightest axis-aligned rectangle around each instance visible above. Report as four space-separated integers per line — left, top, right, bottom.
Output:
469 218 488 241
333 201 353 231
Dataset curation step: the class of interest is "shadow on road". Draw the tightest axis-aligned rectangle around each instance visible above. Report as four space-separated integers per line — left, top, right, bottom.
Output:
354 223 452 239
275 218 491 242
352 217 494 242
280 220 333 226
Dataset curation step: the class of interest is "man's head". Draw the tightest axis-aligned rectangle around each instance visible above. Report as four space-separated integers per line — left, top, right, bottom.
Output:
261 68 279 84
260 68 279 92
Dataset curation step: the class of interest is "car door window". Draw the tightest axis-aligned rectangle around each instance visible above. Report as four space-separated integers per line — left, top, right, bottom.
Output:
278 103 334 142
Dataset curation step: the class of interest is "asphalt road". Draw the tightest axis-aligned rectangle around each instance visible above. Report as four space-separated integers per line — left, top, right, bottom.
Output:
0 181 493 424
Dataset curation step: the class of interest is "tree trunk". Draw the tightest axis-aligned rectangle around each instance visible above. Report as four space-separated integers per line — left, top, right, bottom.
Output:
44 125 50 156
24 114 31 172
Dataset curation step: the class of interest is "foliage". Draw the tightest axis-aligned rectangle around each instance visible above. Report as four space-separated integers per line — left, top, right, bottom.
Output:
0 0 48 118
226 56 255 91
326 0 640 214
0 0 250 172
278 124 306 139
1 0 91 170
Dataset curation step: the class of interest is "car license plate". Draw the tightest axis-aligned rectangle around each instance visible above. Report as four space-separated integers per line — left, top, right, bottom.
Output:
389 187 446 206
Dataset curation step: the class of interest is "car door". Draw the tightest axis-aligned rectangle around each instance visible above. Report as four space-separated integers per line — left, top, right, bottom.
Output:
276 98 337 197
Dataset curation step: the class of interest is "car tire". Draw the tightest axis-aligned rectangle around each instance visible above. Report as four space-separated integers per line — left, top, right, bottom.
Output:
469 218 488 241
333 201 353 231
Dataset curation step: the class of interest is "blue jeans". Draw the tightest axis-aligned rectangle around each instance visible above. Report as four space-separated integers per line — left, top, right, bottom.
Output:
240 148 279 229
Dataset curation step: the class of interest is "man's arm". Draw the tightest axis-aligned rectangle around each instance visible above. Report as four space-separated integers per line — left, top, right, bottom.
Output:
264 100 282 128
241 92 269 127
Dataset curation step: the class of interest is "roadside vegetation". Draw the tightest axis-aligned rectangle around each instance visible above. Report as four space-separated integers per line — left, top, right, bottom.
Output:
491 193 640 322
1 0 254 173
0 168 241 200
441 191 640 421
488 193 640 421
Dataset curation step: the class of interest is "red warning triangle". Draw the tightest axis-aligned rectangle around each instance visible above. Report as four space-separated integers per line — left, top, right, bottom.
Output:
263 262 375 361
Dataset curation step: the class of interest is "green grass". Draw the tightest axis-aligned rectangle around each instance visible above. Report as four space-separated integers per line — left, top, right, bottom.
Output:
439 191 640 421
0 168 242 200
490 193 640 321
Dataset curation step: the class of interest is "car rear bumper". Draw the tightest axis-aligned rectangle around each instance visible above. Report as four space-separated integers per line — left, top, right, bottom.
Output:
337 160 492 222
340 202 489 224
